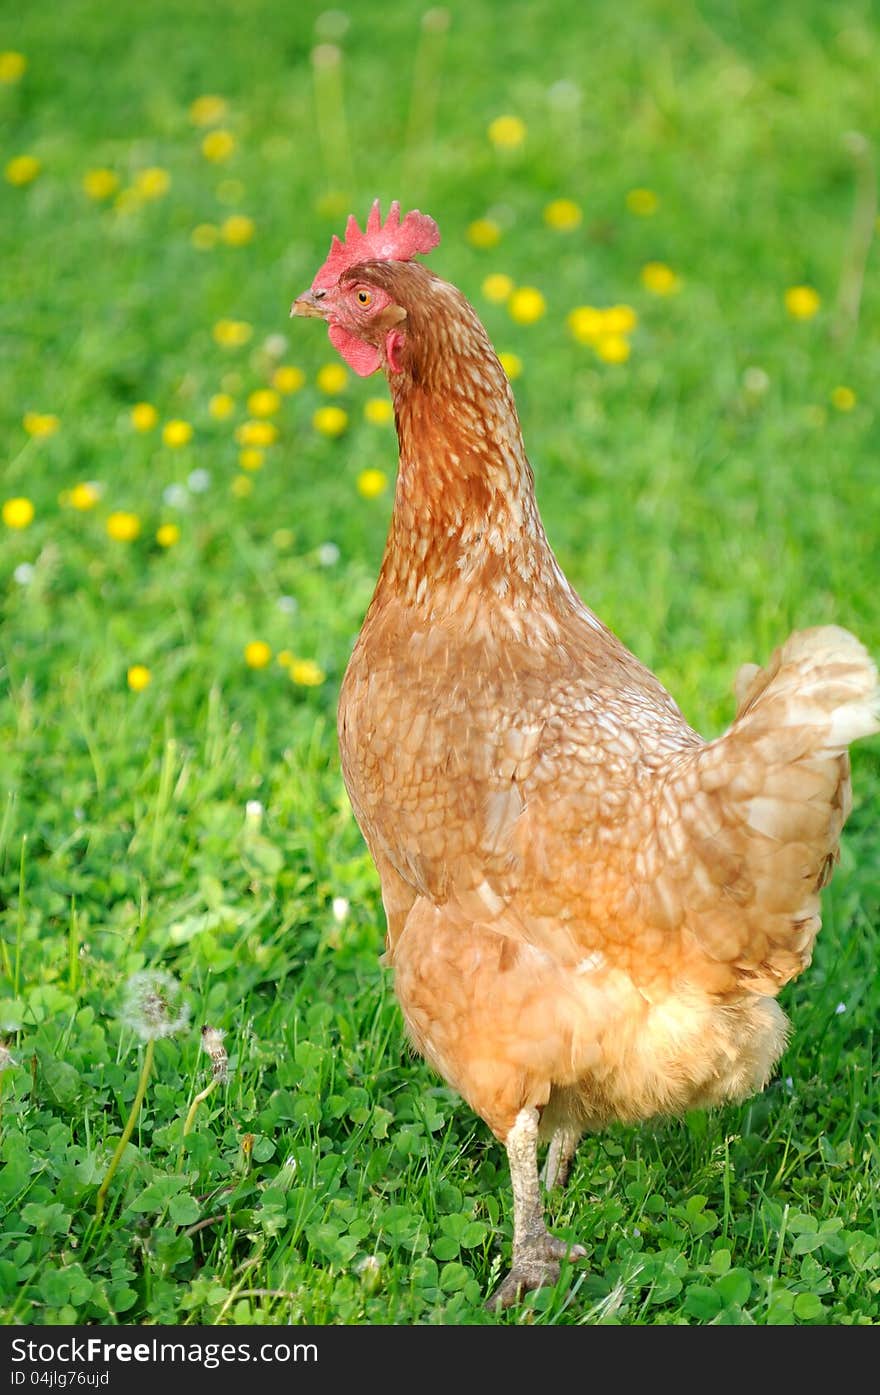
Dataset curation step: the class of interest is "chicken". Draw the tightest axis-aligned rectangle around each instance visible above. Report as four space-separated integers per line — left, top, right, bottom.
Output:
292 201 879 1308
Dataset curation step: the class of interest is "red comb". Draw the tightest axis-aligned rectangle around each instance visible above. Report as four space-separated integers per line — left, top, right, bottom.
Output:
312 199 440 291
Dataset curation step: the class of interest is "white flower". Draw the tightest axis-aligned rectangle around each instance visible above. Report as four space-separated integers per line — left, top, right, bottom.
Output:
332 896 350 923
315 9 350 40
547 79 580 109
835 1001 847 1015
317 542 340 566
187 468 211 493
245 799 264 827
743 366 770 395
262 333 288 358
13 563 34 585
162 483 190 509
277 595 298 615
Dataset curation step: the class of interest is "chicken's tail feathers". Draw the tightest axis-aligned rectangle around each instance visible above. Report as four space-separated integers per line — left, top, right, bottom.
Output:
730 625 879 755
672 627 878 994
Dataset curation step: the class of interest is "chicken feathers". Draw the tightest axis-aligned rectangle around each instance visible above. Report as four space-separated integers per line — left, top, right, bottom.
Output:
293 209 879 1308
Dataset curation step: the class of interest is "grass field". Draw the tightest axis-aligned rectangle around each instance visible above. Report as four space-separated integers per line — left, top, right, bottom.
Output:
1 0 879 1325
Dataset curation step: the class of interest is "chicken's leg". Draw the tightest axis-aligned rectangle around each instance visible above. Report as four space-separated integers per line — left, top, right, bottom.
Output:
489 1107 587 1310
541 1123 582 1191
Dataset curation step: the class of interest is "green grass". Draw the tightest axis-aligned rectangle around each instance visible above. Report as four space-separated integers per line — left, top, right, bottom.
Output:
1 0 879 1325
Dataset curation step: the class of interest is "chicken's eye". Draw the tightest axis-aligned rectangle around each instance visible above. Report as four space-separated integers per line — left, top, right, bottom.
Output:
357 290 372 306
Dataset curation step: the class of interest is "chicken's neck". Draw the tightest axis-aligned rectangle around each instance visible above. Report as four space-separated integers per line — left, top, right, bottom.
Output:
378 323 567 612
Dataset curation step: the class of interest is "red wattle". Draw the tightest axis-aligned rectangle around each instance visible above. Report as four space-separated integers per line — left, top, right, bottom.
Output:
328 324 381 377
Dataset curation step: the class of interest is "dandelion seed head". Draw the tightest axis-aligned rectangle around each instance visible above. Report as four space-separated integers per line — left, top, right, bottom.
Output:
200 1025 229 1082
13 563 34 586
743 366 770 395
120 970 189 1041
188 468 211 493
317 541 340 566
263 333 288 358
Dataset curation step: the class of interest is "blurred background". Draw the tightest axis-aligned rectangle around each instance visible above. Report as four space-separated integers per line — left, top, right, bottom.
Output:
1 0 879 1326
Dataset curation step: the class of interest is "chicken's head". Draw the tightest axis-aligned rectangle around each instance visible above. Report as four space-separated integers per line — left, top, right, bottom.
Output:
291 200 440 377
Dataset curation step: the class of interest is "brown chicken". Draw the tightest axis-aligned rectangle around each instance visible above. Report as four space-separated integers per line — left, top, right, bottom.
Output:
292 201 879 1308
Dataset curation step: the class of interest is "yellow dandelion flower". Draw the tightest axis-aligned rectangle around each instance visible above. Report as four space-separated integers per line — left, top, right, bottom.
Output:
135 167 170 199
236 419 277 447
498 351 523 380
202 130 235 162
127 665 152 692
544 199 582 231
831 386 856 412
23 412 59 438
626 188 659 217
290 658 325 687
313 406 348 437
5 155 40 187
567 306 604 343
244 640 272 669
156 523 180 547
641 262 681 296
595 334 631 364
209 392 235 420
221 214 255 246
83 168 119 200
131 402 158 432
106 511 141 542
239 448 264 471
231 474 253 498
508 287 546 324
467 218 502 249
189 94 228 127
277 649 295 670
272 365 305 394
785 285 820 320
246 388 281 417
602 304 638 334
364 397 393 425
2 497 34 529
0 51 27 83
317 362 348 395
482 273 514 304
191 223 219 250
213 318 252 347
488 115 526 149
357 468 388 499
162 419 193 448
69 482 100 511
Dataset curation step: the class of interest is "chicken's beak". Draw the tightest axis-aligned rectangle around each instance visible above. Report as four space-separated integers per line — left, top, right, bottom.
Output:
290 289 326 319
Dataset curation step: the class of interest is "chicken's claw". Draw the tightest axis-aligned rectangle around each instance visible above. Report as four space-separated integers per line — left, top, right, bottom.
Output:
487 1234 587 1310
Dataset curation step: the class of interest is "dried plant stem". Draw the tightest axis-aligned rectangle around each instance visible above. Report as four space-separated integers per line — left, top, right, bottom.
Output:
311 44 354 204
95 1038 154 1219
182 1077 219 1139
402 9 450 198
832 132 876 347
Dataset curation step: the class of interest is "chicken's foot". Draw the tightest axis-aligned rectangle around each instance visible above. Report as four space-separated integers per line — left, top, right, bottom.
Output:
488 1107 586 1310
541 1123 582 1191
